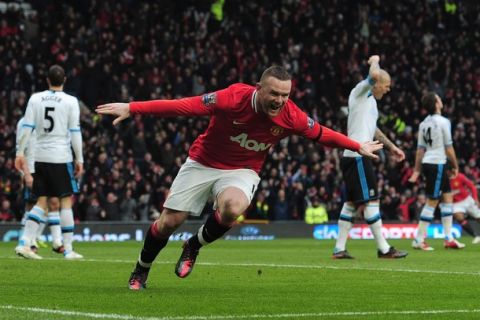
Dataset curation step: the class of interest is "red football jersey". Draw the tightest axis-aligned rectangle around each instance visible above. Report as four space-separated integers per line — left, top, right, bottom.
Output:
130 83 360 173
450 173 478 203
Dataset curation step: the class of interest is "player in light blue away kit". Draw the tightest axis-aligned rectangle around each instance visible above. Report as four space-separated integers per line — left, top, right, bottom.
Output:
409 92 465 250
333 55 408 259
15 117 64 254
15 65 84 259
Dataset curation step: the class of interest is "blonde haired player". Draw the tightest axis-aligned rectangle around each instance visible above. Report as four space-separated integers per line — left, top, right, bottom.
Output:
332 55 408 259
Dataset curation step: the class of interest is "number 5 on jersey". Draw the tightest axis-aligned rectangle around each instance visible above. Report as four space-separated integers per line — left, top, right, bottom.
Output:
44 107 55 133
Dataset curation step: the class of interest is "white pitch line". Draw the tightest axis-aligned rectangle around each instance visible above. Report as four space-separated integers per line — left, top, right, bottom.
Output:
1 305 480 320
210 262 480 276
2 255 480 277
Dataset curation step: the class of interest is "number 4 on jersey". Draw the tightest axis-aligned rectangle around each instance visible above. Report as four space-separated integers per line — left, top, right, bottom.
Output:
422 127 433 146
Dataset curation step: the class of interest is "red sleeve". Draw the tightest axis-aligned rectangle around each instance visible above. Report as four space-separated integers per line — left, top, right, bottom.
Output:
317 125 361 151
130 96 210 117
461 174 478 200
129 87 233 117
289 104 360 151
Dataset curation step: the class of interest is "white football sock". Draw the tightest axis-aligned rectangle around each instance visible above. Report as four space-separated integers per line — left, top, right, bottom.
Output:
60 208 75 252
48 211 63 247
334 203 355 252
36 220 46 240
365 202 390 253
416 205 435 243
440 203 453 240
20 206 46 247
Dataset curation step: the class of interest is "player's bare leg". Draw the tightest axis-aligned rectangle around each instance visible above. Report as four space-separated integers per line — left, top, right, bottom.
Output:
175 187 249 278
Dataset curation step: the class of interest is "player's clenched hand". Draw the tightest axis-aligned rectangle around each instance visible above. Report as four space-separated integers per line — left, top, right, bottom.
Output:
96 103 130 126
75 162 84 179
391 146 405 162
24 173 33 188
14 155 26 173
368 55 380 65
358 141 383 160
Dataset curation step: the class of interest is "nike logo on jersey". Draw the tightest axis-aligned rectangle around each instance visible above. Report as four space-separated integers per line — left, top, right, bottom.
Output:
233 120 246 125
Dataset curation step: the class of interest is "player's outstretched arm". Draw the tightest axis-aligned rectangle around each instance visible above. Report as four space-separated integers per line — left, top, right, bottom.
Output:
358 141 383 160
315 126 382 159
97 97 213 124
461 174 479 202
96 103 130 126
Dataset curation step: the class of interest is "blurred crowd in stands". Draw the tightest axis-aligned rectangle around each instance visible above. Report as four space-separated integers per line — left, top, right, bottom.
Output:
0 0 479 223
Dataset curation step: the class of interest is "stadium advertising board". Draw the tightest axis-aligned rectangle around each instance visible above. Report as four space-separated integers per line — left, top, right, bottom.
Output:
0 222 462 242
0 221 312 242
224 225 275 240
1 223 195 243
313 223 462 240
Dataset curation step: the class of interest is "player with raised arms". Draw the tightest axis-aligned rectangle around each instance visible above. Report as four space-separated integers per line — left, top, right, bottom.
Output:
97 65 383 290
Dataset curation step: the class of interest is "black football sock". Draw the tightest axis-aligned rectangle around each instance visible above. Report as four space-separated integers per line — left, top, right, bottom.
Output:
460 220 476 237
188 211 232 250
136 222 169 271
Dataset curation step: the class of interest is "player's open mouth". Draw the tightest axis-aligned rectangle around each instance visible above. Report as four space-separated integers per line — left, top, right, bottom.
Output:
270 104 281 111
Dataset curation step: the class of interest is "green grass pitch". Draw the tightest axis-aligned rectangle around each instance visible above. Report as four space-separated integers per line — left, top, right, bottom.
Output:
1 238 480 320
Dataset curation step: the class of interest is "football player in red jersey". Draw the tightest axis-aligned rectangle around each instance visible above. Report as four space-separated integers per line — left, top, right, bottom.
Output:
97 66 383 290
449 168 480 244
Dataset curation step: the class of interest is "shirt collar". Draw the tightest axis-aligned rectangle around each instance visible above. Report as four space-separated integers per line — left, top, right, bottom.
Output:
251 90 258 113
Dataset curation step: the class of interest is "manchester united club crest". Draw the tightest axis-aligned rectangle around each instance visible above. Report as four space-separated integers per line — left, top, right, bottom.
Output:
307 116 314 129
201 93 217 106
270 126 283 136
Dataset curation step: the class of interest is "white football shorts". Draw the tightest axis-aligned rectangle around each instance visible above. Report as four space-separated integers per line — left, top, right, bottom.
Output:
453 196 480 219
163 158 260 216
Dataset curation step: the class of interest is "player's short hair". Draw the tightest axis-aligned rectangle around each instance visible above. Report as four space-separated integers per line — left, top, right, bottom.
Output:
422 91 437 115
378 69 391 84
260 66 291 82
48 65 65 86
